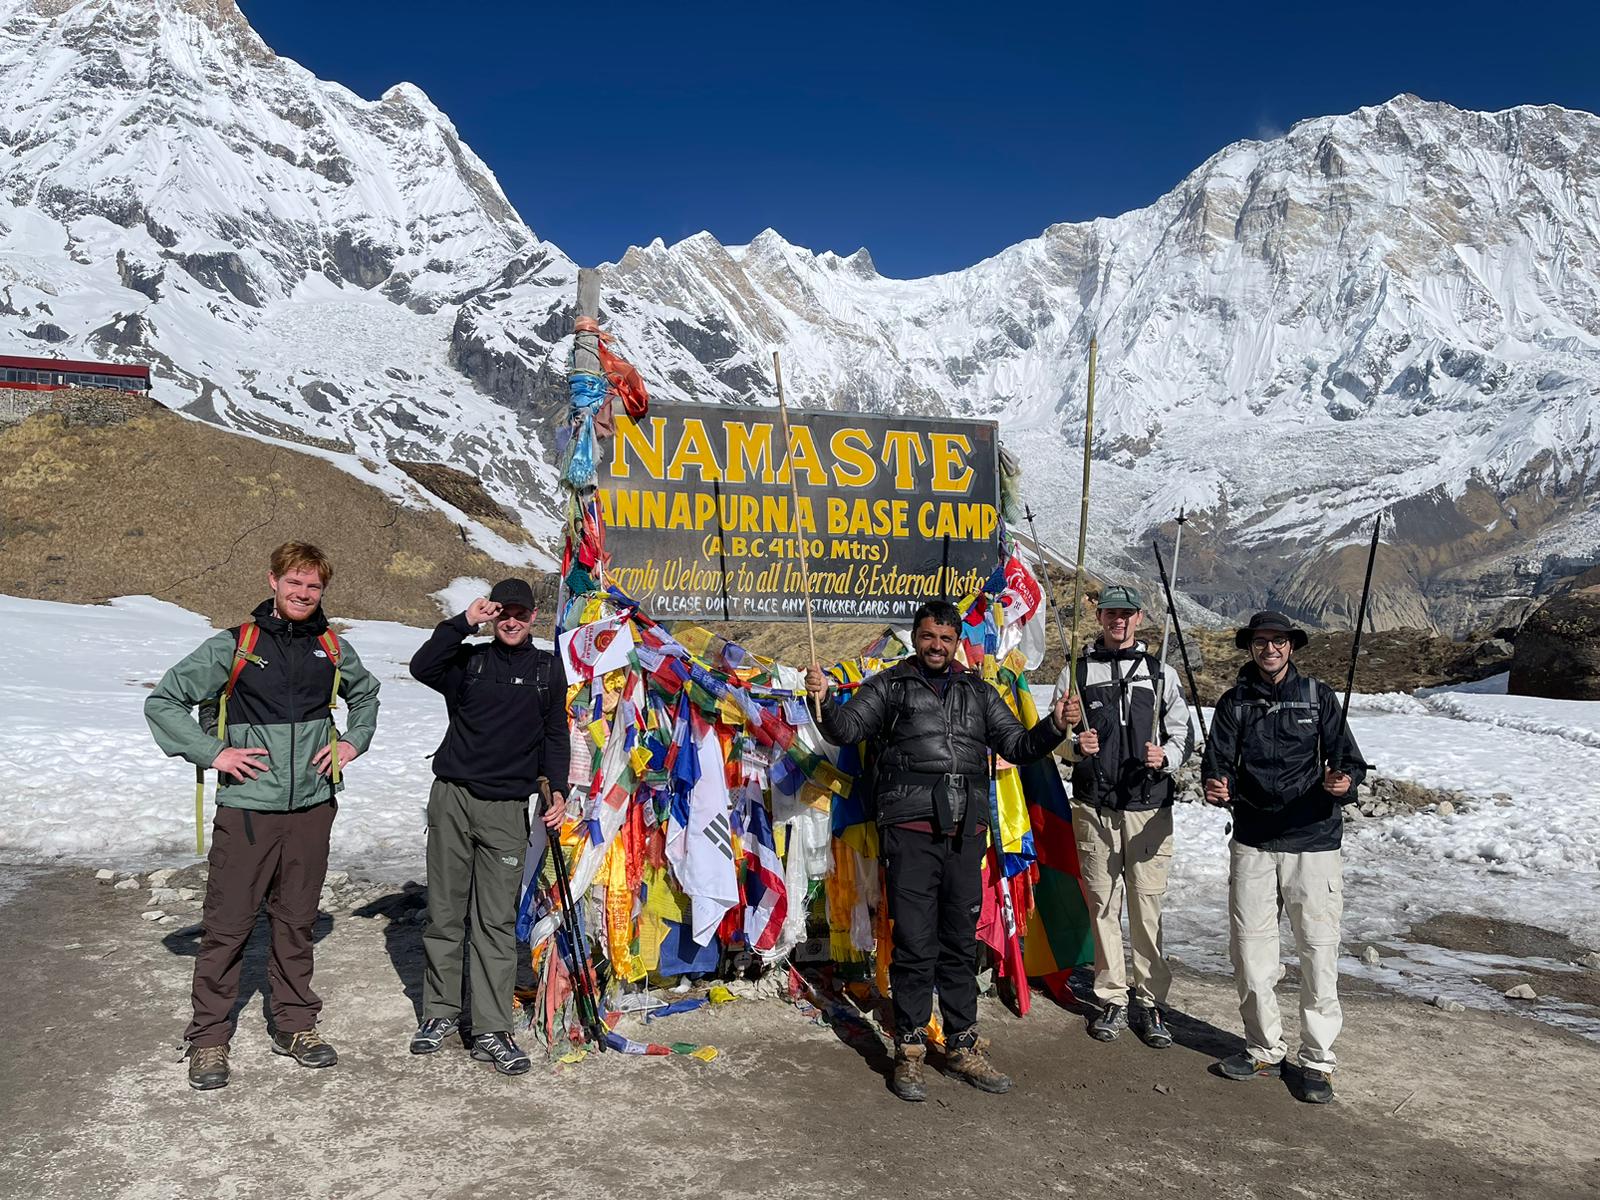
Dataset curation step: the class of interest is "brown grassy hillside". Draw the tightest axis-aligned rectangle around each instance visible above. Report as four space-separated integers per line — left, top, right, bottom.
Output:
0 392 549 627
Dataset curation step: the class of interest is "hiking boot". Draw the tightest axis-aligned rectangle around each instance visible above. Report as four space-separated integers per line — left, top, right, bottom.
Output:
187 1043 230 1091
1088 1002 1127 1042
1130 1005 1173 1049
1294 1066 1334 1104
944 1032 1012 1094
470 1031 531 1076
271 1028 338 1068
891 1041 927 1103
409 1016 460 1055
1215 1051 1281 1081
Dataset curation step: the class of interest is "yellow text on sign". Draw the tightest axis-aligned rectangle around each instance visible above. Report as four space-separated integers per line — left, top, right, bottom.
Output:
611 416 977 495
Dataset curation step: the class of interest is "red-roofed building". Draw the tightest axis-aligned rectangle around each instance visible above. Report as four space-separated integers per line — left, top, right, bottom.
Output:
0 353 150 394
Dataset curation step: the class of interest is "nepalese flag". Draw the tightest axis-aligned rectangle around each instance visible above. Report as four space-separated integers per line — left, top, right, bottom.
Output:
740 788 788 953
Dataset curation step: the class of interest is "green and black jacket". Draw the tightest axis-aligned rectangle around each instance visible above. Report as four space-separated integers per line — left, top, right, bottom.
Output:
145 599 381 811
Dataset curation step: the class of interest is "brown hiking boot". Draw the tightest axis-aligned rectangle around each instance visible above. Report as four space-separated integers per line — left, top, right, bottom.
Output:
891 1041 928 1102
945 1033 1012 1094
187 1043 230 1091
271 1028 338 1068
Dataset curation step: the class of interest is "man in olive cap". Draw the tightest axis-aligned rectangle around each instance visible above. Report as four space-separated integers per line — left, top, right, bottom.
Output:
1054 584 1192 1048
407 578 569 1075
1200 610 1365 1104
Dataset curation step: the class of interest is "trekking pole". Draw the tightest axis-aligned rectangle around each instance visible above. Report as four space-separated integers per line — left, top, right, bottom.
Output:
1333 514 1382 775
1158 509 1185 666
1022 503 1072 663
1157 512 1200 747
1152 540 1204 752
1064 337 1098 726
772 350 822 720
539 777 607 1051
1143 513 1187 804
550 829 607 1050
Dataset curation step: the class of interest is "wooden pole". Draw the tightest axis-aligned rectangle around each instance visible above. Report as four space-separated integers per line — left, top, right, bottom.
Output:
1022 503 1072 660
552 266 605 632
573 268 602 375
772 350 821 719
1065 336 1098 712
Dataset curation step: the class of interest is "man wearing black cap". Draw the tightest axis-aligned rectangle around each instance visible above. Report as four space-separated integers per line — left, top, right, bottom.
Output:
406 578 569 1074
1054 584 1193 1048
1201 610 1365 1105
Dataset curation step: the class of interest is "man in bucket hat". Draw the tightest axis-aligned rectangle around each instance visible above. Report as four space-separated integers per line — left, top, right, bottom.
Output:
1200 610 1365 1104
1054 584 1193 1048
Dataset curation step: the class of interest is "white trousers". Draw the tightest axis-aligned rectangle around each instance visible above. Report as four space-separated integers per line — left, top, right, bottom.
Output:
1073 804 1174 1009
1228 840 1343 1072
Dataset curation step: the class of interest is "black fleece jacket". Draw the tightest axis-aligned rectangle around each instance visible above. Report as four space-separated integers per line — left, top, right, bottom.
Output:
409 613 570 801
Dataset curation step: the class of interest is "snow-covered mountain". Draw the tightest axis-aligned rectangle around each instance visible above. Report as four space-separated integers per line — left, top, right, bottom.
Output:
3 0 1598 631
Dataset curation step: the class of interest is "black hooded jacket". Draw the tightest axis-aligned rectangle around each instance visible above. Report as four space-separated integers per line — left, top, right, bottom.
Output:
409 613 570 801
1201 661 1366 852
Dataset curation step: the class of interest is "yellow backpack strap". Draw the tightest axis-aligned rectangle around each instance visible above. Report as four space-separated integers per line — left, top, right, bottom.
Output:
195 622 262 855
317 631 343 785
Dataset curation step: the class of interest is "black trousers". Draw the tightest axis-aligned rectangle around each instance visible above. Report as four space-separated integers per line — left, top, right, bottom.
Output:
882 824 985 1042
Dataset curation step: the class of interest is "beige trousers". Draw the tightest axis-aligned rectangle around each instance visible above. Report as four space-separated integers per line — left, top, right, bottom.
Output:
1228 840 1344 1072
1071 803 1174 1009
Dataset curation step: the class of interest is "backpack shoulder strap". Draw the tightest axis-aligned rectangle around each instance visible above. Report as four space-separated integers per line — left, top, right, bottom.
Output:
317 631 342 707
315 630 344 785
1144 653 1168 740
316 630 341 665
222 621 260 701
1305 676 1322 766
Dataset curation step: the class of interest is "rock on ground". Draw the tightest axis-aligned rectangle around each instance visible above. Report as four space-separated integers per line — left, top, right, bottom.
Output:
1508 585 1600 700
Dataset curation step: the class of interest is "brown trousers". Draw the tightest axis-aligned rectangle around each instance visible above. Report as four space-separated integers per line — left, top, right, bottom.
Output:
185 801 335 1047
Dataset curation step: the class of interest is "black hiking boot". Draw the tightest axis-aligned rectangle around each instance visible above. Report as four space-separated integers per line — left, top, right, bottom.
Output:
891 1040 928 1102
409 1016 461 1055
1088 1002 1127 1042
470 1031 531 1076
187 1043 230 1091
1293 1066 1334 1104
1215 1051 1281 1081
1130 1005 1173 1049
271 1028 338 1068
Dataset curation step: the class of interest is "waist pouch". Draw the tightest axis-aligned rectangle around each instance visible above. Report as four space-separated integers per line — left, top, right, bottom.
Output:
883 769 983 835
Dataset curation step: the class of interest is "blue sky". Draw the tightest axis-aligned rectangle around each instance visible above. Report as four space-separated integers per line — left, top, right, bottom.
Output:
239 1 1598 279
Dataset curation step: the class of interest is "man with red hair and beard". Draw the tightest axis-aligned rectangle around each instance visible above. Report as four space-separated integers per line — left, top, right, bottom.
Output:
147 542 381 1091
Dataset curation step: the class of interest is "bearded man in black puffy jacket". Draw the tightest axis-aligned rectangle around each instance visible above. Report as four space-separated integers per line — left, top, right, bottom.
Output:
1201 610 1365 1106
806 600 1070 1103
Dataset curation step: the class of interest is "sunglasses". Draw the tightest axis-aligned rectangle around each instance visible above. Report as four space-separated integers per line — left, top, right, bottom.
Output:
1250 635 1291 650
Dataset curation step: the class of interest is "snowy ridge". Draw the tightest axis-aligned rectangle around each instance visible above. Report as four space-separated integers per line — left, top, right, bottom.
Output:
2 1 1598 625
